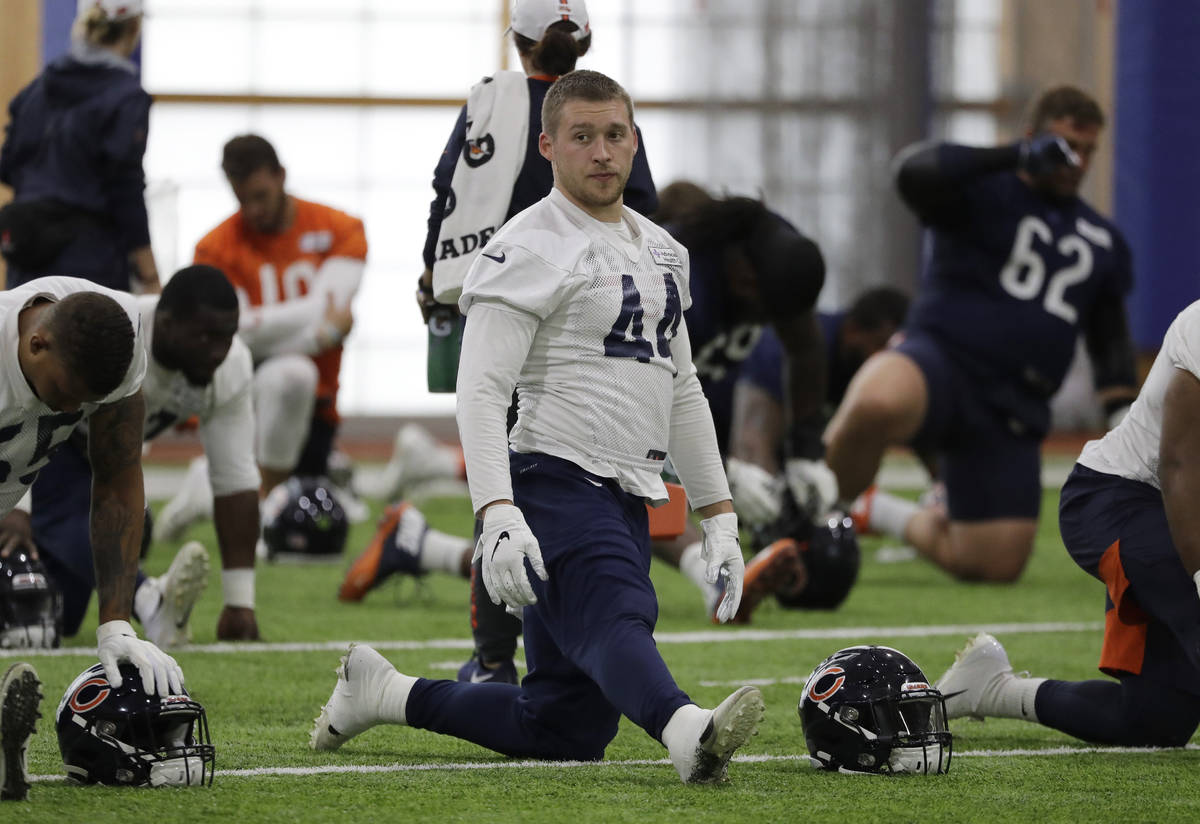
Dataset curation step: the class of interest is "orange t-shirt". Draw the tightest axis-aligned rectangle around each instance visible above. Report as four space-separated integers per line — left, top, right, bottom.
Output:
194 198 367 423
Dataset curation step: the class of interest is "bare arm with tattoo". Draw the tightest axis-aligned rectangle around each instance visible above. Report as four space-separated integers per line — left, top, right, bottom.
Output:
88 389 147 624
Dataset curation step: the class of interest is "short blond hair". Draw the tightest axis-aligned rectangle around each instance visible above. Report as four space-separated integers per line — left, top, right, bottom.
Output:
541 69 634 139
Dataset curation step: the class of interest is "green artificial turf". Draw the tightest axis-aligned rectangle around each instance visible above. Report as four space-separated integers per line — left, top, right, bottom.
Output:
6 468 1198 823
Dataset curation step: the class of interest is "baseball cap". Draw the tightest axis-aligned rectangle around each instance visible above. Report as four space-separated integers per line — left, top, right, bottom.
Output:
76 0 144 21
510 0 590 42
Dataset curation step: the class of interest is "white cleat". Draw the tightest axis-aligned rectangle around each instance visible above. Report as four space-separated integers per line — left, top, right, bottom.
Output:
935 632 1016 720
672 686 764 784
310 643 399 751
141 541 210 649
155 456 215 542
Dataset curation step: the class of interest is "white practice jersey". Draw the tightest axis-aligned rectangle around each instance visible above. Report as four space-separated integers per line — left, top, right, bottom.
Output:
460 188 691 502
0 276 147 516
1079 299 1200 488
136 296 260 496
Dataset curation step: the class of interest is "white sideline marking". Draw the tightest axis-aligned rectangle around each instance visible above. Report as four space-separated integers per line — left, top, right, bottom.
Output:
0 621 1103 659
28 744 1200 783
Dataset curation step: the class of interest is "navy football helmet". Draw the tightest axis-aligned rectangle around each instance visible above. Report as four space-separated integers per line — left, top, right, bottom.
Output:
0 550 62 649
56 662 214 786
799 645 952 775
756 510 860 611
261 476 348 562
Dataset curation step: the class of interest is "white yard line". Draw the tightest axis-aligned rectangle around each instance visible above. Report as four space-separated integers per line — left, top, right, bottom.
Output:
27 744 1199 783
0 621 1102 660
0 620 1102 660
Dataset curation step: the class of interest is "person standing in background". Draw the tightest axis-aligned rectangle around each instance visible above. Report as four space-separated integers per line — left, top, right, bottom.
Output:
1 0 159 293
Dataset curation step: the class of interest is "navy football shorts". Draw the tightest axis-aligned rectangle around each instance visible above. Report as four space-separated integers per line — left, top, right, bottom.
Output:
892 332 1042 522
1059 464 1200 695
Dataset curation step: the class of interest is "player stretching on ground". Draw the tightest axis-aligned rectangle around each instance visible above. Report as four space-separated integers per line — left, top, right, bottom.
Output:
937 298 1200 746
312 71 762 784
821 86 1137 582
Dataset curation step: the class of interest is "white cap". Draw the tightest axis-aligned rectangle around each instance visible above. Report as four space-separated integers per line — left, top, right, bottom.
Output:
76 0 144 21
510 0 590 42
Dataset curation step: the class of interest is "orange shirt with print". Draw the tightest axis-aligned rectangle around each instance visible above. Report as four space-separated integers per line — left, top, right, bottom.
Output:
194 198 367 423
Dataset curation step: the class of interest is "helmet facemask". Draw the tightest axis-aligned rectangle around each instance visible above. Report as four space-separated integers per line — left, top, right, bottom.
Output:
0 554 62 649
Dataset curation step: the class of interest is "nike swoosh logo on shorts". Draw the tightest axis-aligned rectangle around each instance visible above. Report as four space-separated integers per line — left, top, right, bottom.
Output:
586 479 603 487
481 251 506 263
470 670 496 683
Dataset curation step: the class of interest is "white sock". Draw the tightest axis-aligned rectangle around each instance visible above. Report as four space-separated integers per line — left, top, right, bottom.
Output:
222 568 256 609
419 528 471 576
986 675 1047 722
661 702 709 753
133 578 161 625
378 670 420 725
869 490 921 540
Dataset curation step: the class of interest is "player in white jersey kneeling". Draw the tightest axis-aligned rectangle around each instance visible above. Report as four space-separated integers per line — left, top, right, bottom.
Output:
0 277 182 679
3 267 262 645
937 300 1200 746
312 70 762 783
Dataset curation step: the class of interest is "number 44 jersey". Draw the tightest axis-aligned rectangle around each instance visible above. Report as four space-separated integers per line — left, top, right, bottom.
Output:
459 188 690 503
907 172 1132 408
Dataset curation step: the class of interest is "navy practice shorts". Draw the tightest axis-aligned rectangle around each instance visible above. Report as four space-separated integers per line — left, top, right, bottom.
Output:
1059 464 1200 695
893 332 1042 522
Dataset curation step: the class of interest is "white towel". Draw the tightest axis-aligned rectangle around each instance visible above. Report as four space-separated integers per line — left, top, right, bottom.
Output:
432 71 530 303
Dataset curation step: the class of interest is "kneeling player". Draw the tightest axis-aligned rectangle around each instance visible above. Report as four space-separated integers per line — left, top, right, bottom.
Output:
4 266 262 644
936 300 1200 745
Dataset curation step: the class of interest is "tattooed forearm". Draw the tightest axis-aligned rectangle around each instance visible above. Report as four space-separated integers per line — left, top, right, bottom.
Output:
92 497 139 623
89 390 146 623
89 391 146 482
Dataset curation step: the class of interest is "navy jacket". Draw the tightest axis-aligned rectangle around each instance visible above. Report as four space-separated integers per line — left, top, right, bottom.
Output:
1 54 151 252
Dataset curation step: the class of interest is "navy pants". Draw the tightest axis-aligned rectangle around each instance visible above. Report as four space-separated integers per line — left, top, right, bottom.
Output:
406 453 692 760
1045 464 1200 746
30 440 145 637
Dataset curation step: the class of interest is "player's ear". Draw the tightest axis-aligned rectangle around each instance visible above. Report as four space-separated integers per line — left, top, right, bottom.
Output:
538 132 553 163
28 331 50 356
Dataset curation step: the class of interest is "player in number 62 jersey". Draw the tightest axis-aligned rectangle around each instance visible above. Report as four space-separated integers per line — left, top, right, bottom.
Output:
821 86 1138 583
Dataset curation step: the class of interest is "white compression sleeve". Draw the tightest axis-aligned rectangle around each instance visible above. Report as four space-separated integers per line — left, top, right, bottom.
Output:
455 302 538 514
238 257 365 358
667 320 732 509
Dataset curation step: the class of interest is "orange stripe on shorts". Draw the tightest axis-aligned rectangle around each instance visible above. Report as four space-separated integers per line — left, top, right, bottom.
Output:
1097 539 1150 677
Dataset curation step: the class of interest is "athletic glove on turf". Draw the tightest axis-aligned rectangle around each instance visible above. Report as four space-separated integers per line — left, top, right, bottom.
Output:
726 457 784 528
97 619 185 696
475 503 548 610
700 512 745 624
1019 133 1080 177
785 457 839 523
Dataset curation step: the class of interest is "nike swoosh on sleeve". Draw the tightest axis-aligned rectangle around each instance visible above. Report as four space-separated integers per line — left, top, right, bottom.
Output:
481 251 506 263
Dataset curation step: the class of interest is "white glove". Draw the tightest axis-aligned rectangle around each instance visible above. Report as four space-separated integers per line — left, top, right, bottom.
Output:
473 503 548 609
700 512 744 624
97 620 184 696
785 458 839 522
725 457 784 527
1193 569 1200 603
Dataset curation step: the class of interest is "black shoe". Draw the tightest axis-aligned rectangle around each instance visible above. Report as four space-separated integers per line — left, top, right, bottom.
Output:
0 663 42 802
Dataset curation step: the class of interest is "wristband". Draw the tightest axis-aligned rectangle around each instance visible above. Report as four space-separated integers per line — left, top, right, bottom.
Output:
97 619 136 642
